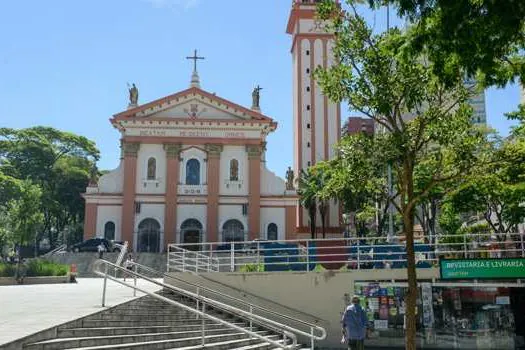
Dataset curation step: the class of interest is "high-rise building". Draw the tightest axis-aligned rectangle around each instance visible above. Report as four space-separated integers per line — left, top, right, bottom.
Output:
465 78 487 125
344 117 375 136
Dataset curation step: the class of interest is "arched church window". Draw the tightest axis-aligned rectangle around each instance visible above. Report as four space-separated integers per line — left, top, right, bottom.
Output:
186 159 200 185
147 157 156 180
104 221 115 241
230 159 239 181
267 223 278 241
222 219 244 242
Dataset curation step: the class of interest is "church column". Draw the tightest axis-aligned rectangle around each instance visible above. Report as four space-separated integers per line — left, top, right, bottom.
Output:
120 142 140 247
247 145 262 241
83 203 97 240
285 206 296 240
164 144 181 249
206 144 222 242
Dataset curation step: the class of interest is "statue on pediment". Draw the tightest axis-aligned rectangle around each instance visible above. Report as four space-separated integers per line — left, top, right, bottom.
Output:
286 166 294 190
128 83 139 105
88 164 99 186
252 85 263 109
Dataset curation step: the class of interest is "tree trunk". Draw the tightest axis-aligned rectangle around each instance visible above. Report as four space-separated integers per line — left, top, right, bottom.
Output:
320 202 327 239
429 199 437 244
309 204 317 239
402 162 418 350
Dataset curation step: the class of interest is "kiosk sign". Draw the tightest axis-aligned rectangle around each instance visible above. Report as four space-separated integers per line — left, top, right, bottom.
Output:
440 258 525 279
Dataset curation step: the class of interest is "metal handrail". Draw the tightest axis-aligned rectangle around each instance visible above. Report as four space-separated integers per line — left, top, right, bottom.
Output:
129 260 327 346
93 259 298 349
168 245 220 272
168 232 525 272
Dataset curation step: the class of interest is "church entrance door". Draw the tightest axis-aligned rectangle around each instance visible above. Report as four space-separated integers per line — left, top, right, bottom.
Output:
137 218 161 253
180 219 203 251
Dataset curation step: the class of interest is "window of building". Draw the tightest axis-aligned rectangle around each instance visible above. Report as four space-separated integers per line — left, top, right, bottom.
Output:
186 159 200 185
307 161 311 166
104 221 115 241
147 157 156 180
306 105 311 111
306 50 310 56
306 68 310 74
307 142 310 148
267 223 278 241
307 123 311 129
306 86 310 92
230 159 239 181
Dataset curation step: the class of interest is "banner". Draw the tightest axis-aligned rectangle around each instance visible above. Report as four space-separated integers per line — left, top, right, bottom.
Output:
440 258 525 279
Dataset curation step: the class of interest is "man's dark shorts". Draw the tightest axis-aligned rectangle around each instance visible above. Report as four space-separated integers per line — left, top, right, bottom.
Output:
348 339 364 350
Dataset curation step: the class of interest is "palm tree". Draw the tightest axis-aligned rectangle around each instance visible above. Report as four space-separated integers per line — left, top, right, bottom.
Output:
297 169 317 239
318 200 328 239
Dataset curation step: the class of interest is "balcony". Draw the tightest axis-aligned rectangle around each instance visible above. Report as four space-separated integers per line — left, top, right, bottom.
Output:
177 184 208 195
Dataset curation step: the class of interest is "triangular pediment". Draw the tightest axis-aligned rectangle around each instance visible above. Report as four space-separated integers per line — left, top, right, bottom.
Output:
112 87 273 123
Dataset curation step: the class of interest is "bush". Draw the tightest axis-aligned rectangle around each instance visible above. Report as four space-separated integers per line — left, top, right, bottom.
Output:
239 263 264 272
25 259 68 277
0 263 16 277
313 264 326 272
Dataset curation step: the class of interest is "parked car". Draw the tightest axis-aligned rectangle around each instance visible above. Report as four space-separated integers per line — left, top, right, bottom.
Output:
71 238 123 253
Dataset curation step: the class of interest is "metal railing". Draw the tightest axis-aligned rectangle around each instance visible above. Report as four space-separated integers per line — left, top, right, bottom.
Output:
130 261 326 349
42 244 67 257
114 241 128 267
168 245 220 273
93 260 304 349
167 232 525 273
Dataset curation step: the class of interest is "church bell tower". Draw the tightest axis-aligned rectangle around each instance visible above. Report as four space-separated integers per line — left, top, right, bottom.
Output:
287 0 341 234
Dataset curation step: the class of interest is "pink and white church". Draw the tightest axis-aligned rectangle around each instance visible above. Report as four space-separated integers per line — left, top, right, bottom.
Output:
82 0 342 252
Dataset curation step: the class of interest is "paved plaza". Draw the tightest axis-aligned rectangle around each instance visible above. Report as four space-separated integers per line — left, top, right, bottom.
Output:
0 278 162 346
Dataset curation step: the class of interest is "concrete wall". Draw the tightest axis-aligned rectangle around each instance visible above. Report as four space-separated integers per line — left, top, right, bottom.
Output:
48 253 167 277
165 269 440 348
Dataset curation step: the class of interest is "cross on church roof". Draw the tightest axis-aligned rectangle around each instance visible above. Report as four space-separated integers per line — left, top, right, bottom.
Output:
186 49 205 72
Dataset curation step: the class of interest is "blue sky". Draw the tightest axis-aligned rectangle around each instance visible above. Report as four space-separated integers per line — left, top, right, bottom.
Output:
0 0 520 176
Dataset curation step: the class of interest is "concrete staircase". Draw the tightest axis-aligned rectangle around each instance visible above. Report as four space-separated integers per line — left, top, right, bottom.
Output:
21 291 303 350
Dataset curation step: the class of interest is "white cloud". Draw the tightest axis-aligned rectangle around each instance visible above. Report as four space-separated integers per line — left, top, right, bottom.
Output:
143 0 199 11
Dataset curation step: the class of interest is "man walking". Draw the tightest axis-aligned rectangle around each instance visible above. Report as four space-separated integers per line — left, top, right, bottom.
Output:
97 243 105 259
342 295 368 350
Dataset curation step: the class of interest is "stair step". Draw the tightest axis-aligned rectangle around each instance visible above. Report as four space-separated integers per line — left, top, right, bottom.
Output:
81 318 211 328
25 329 252 350
228 340 288 350
88 314 197 321
166 335 283 350
57 323 246 337
35 332 271 350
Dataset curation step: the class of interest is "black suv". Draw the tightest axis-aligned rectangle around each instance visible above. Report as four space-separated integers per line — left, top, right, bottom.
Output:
71 238 123 253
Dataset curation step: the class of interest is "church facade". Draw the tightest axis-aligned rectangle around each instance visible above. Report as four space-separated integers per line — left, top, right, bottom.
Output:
82 0 341 252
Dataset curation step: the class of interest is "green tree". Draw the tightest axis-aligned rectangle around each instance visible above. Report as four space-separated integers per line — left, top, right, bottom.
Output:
297 169 319 239
316 2 486 347
368 0 525 86
6 180 44 277
444 132 525 239
0 127 99 249
316 134 391 237
0 171 22 257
